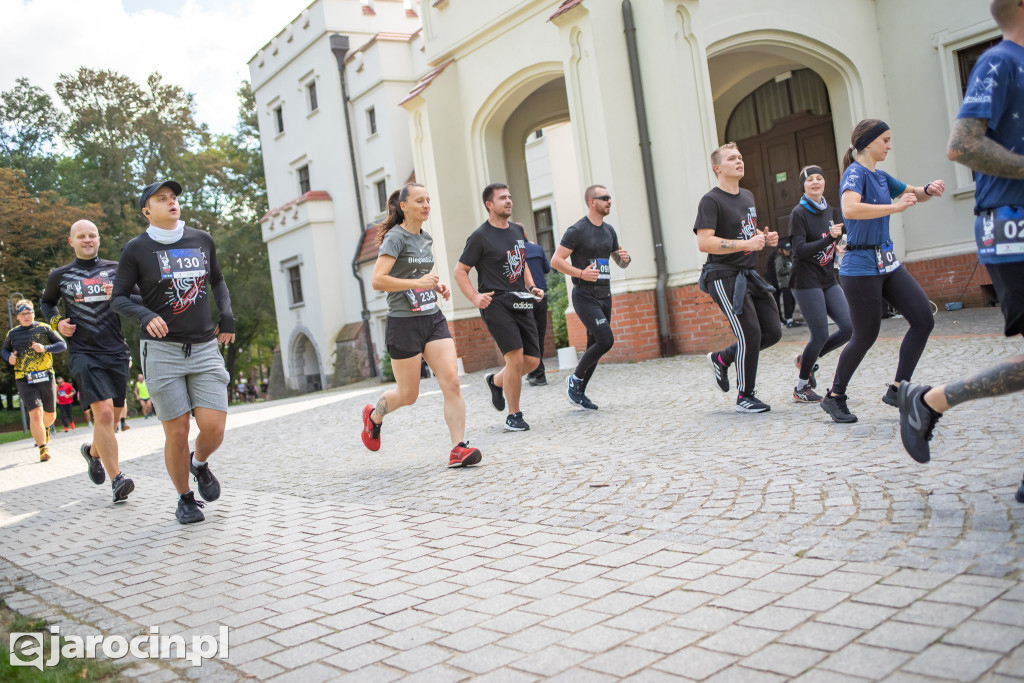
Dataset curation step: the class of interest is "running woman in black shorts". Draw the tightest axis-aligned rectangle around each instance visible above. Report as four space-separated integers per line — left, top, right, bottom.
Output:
2 301 66 461
359 183 481 468
899 0 1024 501
454 183 545 431
696 143 781 413
818 120 944 424
788 167 852 403
551 184 630 409
41 219 135 502
112 181 235 524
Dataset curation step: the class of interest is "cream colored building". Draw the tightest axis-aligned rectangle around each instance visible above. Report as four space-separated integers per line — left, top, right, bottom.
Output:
399 0 999 368
255 0 1001 382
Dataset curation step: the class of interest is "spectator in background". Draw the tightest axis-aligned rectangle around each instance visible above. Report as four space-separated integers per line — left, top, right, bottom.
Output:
55 376 76 431
524 235 551 386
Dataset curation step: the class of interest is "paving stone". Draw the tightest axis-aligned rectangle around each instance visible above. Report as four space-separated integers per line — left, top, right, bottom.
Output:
509 645 591 676
901 643 1002 680
779 621 862 652
741 643 828 677
818 643 911 679
738 606 814 631
941 620 1024 652
581 645 664 677
654 646 738 679
699 624 778 656
858 620 944 652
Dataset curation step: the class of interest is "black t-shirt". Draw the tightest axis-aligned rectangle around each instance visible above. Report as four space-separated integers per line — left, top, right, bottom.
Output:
41 257 130 358
692 187 759 281
788 203 844 290
111 227 234 344
560 216 620 298
458 222 529 293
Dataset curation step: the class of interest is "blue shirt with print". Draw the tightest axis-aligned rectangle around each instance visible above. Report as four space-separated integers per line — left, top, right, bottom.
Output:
957 40 1024 213
838 161 907 277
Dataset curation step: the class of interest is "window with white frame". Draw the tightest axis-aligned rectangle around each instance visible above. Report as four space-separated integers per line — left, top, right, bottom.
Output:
307 81 318 113
375 180 388 213
274 105 284 134
367 107 377 137
298 165 310 195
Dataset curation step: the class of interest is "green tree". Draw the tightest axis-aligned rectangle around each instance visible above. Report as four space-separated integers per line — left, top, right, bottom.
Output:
0 78 64 193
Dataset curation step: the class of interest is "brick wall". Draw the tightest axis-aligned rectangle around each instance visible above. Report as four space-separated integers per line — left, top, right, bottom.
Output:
902 254 993 307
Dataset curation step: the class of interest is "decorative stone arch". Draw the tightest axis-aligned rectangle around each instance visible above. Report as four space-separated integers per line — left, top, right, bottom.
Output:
469 61 572 235
705 29 867 161
287 324 325 394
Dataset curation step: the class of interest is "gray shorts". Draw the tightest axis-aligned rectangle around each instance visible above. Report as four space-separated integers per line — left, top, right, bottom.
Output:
141 339 230 420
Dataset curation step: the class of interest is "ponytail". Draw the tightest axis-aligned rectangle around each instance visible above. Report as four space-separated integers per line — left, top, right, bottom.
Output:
842 119 890 171
375 183 424 246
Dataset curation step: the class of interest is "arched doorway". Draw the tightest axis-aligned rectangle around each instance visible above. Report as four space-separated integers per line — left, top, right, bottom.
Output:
724 69 840 240
289 331 323 394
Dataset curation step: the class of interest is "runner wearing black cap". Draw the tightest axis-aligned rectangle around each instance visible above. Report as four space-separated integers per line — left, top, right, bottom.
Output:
898 0 1024 501
2 300 66 461
360 183 481 468
41 219 135 502
696 143 781 413
788 166 852 403
111 181 234 524
454 183 545 431
551 184 630 409
819 121 944 424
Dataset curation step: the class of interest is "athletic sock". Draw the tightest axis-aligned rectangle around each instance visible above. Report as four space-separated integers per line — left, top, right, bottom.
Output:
796 378 809 390
191 453 203 468
120 418 127 428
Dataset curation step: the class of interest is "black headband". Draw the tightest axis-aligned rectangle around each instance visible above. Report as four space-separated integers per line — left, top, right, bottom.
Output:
800 166 824 183
15 303 31 314
853 121 890 153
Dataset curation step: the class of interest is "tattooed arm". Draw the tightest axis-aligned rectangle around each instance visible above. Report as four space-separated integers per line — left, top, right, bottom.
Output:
947 118 1024 179
933 354 1024 411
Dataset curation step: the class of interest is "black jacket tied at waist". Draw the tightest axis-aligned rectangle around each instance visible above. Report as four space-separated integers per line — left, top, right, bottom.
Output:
698 263 776 316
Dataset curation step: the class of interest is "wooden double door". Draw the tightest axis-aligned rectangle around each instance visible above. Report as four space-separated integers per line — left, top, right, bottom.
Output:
736 112 840 272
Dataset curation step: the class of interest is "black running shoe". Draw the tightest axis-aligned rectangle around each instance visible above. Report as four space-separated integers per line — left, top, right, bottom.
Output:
882 383 899 407
485 374 505 412
527 373 548 386
567 375 585 407
821 390 858 423
897 382 941 464
736 393 770 413
175 491 205 524
190 454 221 502
111 473 134 503
1016 477 1024 504
580 395 599 410
504 412 530 431
708 352 729 393
80 443 105 485
793 385 823 403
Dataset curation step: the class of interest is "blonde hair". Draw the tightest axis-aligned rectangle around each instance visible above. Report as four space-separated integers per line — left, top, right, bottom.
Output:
710 142 739 173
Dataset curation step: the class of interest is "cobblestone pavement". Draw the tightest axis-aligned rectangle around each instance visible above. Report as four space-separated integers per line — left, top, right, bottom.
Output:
2 306 1022 681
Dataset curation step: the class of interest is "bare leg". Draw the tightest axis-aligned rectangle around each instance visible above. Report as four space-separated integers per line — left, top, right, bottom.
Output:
192 407 227 462
924 353 1024 413
370 356 422 424
422 339 464 447
161 413 192 494
28 407 45 446
89 399 120 479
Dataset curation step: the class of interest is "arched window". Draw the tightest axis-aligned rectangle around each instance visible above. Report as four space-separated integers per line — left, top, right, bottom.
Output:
725 69 831 142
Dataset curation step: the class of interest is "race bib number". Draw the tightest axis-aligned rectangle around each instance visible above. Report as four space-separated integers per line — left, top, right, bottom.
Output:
404 288 438 312
590 258 611 280
875 243 900 274
976 207 1024 264
26 370 50 384
158 248 206 280
74 277 110 303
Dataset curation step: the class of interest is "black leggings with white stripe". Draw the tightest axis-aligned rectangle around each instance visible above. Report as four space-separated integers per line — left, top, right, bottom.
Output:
708 276 783 397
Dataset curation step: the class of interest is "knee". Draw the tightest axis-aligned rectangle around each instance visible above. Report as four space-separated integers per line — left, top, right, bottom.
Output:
523 356 540 374
397 387 419 406
93 405 116 425
505 351 524 372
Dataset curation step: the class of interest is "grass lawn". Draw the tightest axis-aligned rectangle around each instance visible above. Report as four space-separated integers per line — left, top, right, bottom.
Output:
1 597 127 682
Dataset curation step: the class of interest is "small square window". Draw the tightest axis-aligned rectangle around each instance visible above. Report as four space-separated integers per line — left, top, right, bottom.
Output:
367 107 377 136
298 165 310 195
287 265 303 305
274 105 284 134
307 81 318 112
375 180 388 213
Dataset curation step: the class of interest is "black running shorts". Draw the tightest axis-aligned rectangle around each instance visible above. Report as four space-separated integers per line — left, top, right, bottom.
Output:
69 352 129 408
987 262 1024 337
480 293 541 357
16 374 56 413
385 309 452 360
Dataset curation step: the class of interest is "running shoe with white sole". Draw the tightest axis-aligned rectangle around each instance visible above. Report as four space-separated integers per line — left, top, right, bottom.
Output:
504 412 530 431
708 352 730 393
567 375 585 407
486 374 505 412
80 442 105 485
793 386 823 403
736 393 770 413
361 404 381 451
794 354 818 389
448 442 482 468
111 472 134 503
580 395 599 410
897 382 941 464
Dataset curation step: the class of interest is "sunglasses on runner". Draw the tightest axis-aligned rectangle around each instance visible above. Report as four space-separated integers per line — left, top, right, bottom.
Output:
595 195 611 201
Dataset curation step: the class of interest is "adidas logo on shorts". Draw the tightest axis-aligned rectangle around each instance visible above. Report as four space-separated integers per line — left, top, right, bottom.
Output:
512 302 533 310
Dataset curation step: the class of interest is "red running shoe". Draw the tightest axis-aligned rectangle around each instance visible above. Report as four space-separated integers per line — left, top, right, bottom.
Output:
361 405 381 451
448 442 481 468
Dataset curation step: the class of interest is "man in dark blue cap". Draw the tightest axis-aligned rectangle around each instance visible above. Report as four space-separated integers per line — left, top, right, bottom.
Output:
112 181 235 524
